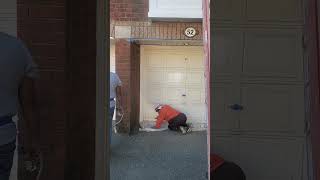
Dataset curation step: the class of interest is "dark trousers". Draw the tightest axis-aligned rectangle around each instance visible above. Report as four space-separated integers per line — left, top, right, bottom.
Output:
168 113 188 131
211 162 246 180
0 140 16 180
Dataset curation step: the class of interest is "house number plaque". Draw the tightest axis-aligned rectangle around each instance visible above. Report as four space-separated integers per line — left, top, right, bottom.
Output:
184 27 197 38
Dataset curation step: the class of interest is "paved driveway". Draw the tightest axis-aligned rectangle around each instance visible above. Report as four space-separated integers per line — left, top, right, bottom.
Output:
110 131 208 180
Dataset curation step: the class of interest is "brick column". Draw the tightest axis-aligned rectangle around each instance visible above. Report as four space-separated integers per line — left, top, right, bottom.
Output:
115 39 140 134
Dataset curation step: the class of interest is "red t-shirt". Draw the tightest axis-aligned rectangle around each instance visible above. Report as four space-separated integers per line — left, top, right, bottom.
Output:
211 154 225 171
155 105 180 128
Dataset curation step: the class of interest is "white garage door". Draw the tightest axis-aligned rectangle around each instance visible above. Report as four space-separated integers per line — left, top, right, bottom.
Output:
212 0 308 179
140 46 207 130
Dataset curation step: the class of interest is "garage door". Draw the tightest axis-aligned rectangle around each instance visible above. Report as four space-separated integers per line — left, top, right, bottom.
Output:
211 0 308 179
140 46 207 130
0 0 16 36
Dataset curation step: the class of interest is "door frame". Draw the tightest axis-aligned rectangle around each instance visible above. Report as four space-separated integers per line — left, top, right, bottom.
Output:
95 0 108 179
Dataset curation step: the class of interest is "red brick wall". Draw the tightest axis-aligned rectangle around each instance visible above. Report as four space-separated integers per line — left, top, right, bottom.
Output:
17 1 67 180
17 0 96 179
110 0 149 21
115 40 141 134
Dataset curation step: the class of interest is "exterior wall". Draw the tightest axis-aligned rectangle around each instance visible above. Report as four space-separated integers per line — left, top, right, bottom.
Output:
111 0 148 21
115 40 140 133
17 0 97 179
17 1 67 179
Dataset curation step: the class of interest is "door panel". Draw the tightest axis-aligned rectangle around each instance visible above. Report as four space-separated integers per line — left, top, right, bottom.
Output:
239 84 305 135
211 83 238 132
212 0 244 21
238 137 305 180
212 30 243 81
246 0 303 22
243 30 304 81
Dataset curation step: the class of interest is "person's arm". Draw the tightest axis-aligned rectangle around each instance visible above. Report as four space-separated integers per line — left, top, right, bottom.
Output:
115 74 123 109
18 43 40 152
19 78 39 150
116 85 123 109
154 113 165 129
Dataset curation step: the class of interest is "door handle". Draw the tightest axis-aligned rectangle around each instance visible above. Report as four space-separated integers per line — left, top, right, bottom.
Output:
229 104 244 111
182 94 186 97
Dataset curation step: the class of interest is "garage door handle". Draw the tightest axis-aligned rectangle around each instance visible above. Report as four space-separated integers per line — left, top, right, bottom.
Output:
229 104 243 111
182 94 186 97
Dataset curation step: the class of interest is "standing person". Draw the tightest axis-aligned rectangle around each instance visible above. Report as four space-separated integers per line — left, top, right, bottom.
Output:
109 72 122 142
0 32 39 180
153 104 191 134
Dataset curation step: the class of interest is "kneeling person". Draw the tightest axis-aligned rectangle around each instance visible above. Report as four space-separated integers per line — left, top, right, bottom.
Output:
153 104 191 134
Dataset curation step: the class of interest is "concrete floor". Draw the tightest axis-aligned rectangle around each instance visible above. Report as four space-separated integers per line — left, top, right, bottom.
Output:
110 130 208 180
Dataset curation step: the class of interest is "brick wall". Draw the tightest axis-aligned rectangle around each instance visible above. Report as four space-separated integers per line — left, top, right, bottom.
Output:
17 1 67 179
17 0 96 179
110 0 148 21
115 40 140 134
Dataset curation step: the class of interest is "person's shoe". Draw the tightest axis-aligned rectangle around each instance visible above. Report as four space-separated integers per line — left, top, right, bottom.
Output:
185 126 192 133
179 126 187 134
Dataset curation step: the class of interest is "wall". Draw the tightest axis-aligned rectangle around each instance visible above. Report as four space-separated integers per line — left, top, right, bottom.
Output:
17 0 97 179
110 0 148 21
17 1 67 179
114 40 141 133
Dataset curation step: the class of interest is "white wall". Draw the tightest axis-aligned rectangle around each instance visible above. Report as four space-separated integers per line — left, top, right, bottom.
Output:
148 0 203 19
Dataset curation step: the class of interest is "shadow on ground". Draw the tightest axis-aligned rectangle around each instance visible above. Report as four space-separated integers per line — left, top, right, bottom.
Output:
110 130 208 180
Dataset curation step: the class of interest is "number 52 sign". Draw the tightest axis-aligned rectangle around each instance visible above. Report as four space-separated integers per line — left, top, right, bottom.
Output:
184 27 197 38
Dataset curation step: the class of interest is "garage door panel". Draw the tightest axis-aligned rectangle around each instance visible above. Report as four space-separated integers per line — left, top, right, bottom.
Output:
243 30 303 81
240 84 305 135
211 84 238 131
165 87 185 105
212 30 243 80
246 0 303 22
212 0 244 21
146 86 164 103
238 137 305 180
166 54 186 68
186 71 204 86
186 88 205 104
166 69 186 85
146 69 165 84
147 54 165 68
188 53 204 69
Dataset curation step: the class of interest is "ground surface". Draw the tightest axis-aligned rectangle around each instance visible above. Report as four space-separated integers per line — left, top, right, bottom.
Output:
110 130 208 180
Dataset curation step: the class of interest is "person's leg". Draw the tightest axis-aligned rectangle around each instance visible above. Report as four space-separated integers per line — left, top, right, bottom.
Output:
109 106 115 143
0 140 16 180
178 113 188 127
